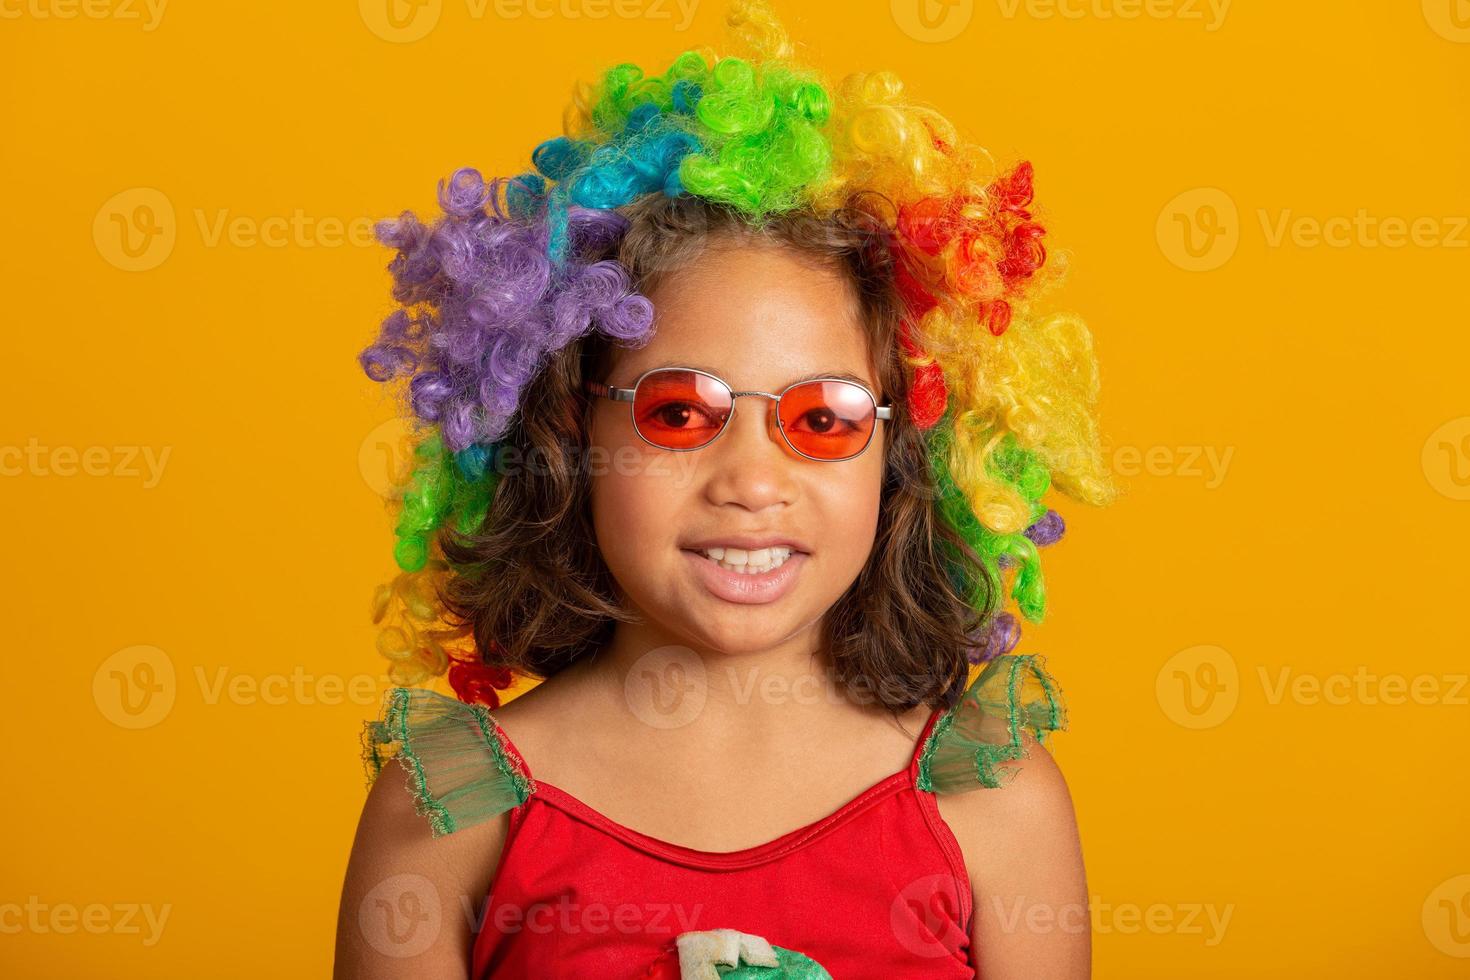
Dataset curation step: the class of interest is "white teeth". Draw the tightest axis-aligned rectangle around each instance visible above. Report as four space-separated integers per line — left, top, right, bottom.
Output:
697 545 794 574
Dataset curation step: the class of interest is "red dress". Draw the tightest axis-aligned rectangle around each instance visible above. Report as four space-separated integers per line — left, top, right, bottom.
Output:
361 654 1066 979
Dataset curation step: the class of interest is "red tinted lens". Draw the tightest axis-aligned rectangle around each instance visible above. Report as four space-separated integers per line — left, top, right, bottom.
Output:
778 381 878 460
631 370 733 450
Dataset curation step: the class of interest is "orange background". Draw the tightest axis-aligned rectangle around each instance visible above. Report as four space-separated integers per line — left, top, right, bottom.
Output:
3 0 1469 976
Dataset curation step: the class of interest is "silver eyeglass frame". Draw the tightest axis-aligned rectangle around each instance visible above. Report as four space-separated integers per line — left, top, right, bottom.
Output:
585 366 894 462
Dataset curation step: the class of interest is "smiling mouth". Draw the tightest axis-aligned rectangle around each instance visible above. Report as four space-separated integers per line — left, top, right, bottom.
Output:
685 545 798 575
680 547 808 605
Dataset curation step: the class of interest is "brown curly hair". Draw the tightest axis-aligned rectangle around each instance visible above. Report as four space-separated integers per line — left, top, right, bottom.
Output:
438 193 995 714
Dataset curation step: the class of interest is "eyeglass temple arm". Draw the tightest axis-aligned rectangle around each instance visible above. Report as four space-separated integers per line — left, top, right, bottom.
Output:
585 381 637 403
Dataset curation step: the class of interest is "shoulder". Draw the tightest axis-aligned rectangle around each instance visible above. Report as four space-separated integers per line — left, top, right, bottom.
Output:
934 738 1091 978
335 681 545 978
357 754 513 864
933 734 1079 859
334 758 509 977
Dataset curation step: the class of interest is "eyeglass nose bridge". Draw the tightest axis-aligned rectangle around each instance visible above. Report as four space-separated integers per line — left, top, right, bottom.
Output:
727 389 782 417
719 389 788 442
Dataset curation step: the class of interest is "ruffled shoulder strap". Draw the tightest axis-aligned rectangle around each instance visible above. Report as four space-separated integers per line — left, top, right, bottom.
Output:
915 654 1067 794
361 687 536 837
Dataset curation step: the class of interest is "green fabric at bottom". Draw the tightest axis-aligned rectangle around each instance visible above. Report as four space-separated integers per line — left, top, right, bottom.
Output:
717 945 832 978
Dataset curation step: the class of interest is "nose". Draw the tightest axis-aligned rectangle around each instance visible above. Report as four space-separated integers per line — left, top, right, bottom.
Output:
699 393 798 511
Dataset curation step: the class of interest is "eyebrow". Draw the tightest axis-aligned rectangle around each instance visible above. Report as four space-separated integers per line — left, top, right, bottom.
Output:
641 362 877 390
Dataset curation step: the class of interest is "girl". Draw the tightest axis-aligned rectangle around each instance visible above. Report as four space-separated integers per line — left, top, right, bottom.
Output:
336 3 1116 977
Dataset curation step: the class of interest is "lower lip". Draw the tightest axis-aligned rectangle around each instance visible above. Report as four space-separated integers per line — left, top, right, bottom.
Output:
681 549 808 605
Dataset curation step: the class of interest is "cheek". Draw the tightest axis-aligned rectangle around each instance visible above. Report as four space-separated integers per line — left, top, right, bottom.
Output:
587 420 688 570
821 454 886 562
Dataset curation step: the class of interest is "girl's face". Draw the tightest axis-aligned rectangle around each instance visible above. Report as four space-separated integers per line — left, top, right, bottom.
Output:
588 241 887 659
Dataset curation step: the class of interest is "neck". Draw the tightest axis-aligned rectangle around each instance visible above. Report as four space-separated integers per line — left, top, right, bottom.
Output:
573 617 872 741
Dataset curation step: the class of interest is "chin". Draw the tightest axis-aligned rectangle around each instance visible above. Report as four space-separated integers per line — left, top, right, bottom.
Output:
675 609 818 656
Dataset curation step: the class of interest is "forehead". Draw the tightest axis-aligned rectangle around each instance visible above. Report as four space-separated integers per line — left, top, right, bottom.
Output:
610 243 878 391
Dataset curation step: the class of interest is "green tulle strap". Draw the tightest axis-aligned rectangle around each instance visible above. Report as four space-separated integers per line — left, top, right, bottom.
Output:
916 654 1067 794
361 687 534 837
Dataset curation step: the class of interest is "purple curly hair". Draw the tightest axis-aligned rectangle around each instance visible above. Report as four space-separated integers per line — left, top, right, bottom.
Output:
360 170 656 452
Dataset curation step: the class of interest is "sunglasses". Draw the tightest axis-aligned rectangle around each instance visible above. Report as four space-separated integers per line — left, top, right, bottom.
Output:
585 367 893 462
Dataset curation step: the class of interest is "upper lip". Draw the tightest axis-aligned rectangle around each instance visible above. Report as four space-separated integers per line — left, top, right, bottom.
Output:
682 535 810 554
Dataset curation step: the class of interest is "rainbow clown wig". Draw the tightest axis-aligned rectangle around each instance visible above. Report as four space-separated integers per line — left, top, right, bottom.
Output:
358 0 1118 710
